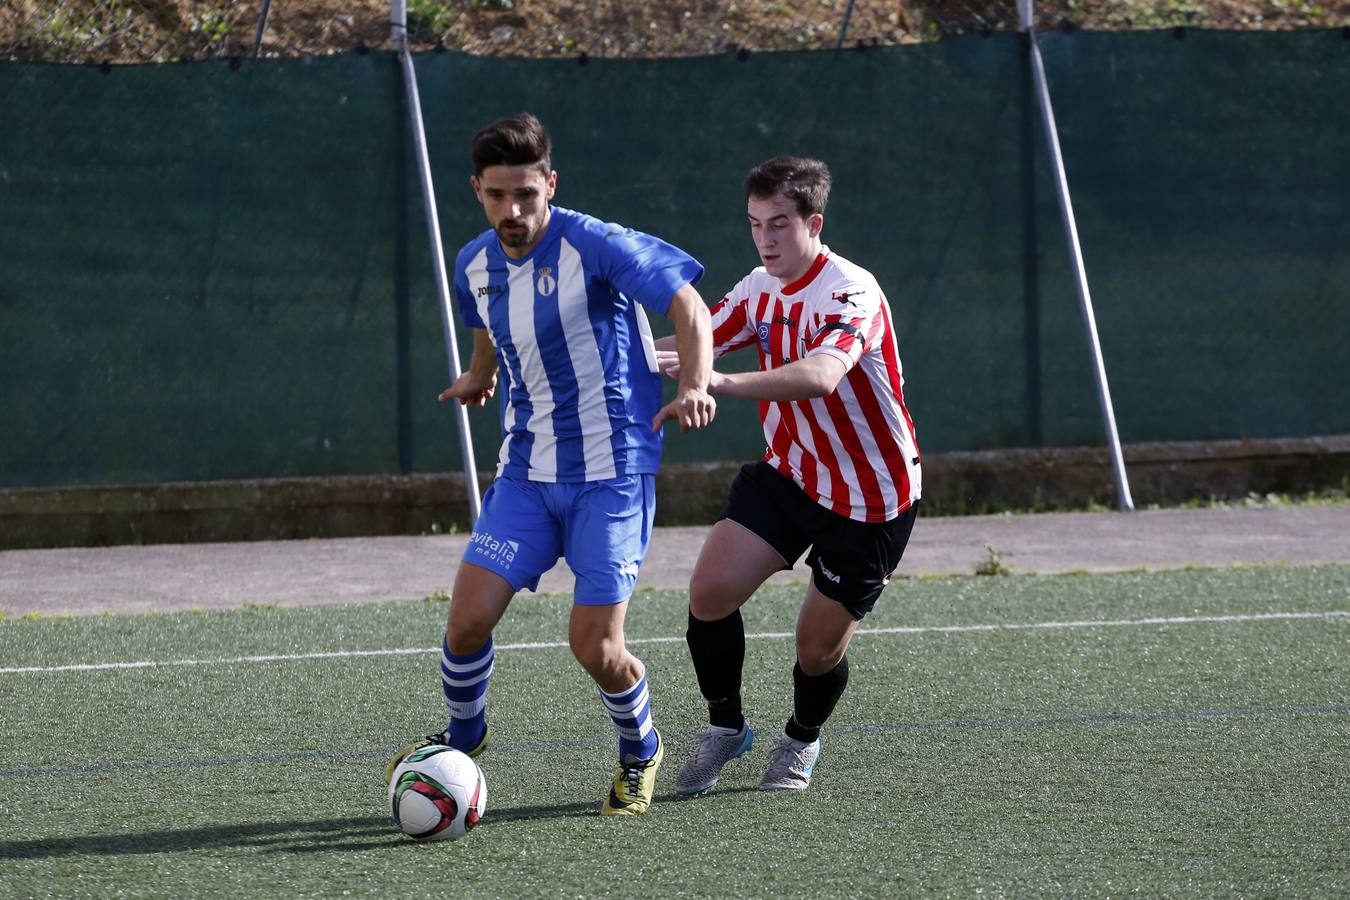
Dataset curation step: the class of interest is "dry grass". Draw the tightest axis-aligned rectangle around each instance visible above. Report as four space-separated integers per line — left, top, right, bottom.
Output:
5 0 1349 63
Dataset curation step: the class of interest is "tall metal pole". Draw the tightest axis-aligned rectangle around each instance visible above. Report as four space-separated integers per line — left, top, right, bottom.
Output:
1019 0 1134 510
392 0 483 525
836 0 857 48
250 0 272 58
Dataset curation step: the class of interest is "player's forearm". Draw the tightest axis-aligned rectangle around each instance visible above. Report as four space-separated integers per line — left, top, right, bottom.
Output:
667 284 712 394
714 354 847 401
467 329 498 382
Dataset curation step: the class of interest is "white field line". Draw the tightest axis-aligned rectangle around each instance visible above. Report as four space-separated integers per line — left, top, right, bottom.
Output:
2 610 1346 676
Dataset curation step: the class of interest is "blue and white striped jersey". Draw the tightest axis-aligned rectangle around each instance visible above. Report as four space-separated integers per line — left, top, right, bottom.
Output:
454 206 703 483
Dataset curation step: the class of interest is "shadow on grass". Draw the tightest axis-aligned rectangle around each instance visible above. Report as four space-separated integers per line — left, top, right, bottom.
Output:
0 816 396 861
666 786 760 801
0 794 674 859
279 798 611 851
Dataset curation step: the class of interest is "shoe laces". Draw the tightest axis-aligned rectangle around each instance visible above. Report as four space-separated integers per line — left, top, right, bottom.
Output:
619 755 653 796
690 725 734 766
765 739 806 776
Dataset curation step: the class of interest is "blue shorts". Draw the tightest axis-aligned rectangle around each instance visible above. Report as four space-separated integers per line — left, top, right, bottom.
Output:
461 474 656 605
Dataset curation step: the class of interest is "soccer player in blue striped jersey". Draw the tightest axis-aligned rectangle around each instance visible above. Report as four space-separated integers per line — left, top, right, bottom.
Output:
385 113 716 816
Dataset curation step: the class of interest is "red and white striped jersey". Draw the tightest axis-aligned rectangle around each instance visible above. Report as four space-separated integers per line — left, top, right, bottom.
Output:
710 247 921 523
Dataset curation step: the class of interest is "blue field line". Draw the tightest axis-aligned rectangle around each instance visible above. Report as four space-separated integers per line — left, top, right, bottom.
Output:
2 704 1345 780
831 703 1350 736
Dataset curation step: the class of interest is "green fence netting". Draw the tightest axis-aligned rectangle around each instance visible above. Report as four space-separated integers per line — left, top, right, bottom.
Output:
1 30 1347 489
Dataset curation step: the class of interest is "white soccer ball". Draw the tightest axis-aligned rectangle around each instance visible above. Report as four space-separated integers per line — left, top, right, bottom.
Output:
388 746 487 841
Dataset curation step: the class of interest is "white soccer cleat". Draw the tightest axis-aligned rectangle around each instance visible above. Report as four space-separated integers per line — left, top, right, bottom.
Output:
675 723 753 796
758 733 820 791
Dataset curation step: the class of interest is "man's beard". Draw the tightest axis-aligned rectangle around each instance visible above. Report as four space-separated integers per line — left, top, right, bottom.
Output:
496 219 538 248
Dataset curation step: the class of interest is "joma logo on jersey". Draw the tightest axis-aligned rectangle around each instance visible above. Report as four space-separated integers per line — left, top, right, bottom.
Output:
477 284 504 298
468 532 520 566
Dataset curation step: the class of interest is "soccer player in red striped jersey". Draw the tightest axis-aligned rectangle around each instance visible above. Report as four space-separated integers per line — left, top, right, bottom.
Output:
657 155 921 794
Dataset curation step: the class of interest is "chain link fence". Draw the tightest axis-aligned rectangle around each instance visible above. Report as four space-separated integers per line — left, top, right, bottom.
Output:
5 0 1348 63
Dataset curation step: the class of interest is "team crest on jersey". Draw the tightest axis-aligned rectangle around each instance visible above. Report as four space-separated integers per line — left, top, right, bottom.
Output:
536 266 557 297
756 321 771 353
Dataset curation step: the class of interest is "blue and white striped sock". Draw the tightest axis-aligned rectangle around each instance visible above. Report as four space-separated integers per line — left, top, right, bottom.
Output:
440 635 493 753
599 668 658 761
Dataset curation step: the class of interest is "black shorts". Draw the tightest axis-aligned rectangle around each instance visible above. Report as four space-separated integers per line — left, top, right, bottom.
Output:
720 461 919 620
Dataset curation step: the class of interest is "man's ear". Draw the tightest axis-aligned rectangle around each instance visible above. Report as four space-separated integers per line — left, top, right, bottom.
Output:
808 212 824 238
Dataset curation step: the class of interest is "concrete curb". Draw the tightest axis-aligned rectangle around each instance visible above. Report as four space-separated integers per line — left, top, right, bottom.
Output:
1 435 1347 550
3 504 1348 617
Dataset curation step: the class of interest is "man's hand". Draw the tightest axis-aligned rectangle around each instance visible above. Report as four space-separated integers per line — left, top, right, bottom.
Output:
652 386 716 433
440 328 498 407
438 369 497 407
655 349 681 379
655 282 716 433
657 350 730 396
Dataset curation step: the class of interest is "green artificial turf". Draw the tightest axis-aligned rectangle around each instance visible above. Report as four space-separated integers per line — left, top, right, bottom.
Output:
0 565 1346 897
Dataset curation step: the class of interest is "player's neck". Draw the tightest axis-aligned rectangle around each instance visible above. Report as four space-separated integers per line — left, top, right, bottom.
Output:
777 241 825 287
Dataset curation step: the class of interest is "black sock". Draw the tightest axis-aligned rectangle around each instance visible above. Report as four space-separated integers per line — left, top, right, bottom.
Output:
786 656 849 743
686 609 746 730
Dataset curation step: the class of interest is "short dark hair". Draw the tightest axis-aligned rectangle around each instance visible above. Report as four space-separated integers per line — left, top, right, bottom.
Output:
744 155 832 218
470 113 552 177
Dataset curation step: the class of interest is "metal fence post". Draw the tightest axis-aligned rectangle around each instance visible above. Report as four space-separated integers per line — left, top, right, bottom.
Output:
392 0 483 525
836 0 857 48
250 0 272 58
1019 0 1134 510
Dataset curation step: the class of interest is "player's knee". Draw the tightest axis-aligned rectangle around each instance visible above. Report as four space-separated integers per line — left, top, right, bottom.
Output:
796 639 845 676
445 621 493 657
689 571 739 621
569 633 622 681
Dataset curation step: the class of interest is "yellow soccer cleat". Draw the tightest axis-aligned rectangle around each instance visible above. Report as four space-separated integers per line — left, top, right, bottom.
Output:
384 727 490 785
600 730 664 816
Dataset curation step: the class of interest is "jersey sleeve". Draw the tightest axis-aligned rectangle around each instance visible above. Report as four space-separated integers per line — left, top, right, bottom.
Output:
587 221 704 317
804 278 881 372
709 275 759 359
453 249 486 329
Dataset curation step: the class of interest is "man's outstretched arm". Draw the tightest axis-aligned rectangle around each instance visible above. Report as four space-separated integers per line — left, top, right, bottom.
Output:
652 282 716 432
657 348 848 403
708 353 847 401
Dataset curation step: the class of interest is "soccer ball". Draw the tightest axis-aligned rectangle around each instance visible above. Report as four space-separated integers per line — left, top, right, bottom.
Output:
388 746 487 841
